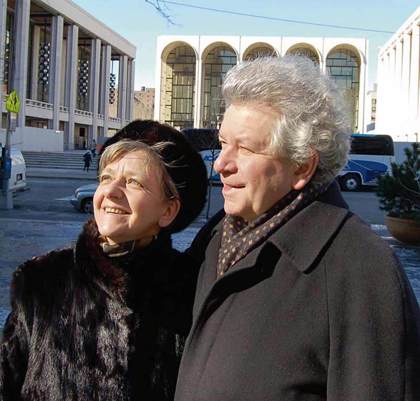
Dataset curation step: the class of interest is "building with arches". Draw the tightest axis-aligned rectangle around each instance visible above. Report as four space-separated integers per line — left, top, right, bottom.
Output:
376 7 420 143
0 0 136 152
155 35 368 133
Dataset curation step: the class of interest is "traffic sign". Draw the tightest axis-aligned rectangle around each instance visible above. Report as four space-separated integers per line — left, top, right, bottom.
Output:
5 90 20 113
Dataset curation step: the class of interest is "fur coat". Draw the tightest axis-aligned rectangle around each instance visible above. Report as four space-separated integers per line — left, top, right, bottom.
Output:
0 219 198 401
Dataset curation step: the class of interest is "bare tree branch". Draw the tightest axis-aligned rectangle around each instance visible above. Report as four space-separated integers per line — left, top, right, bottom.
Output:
145 0 177 25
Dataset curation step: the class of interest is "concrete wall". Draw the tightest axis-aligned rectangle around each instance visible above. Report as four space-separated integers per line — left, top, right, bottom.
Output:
0 128 23 148
17 127 64 152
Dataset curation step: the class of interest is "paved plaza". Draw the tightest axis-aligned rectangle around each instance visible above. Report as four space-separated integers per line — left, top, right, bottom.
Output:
1 214 419 329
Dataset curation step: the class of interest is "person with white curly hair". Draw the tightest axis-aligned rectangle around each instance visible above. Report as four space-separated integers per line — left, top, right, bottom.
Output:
174 56 420 401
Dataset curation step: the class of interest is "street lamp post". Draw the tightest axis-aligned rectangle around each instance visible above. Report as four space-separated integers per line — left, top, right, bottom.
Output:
0 90 20 209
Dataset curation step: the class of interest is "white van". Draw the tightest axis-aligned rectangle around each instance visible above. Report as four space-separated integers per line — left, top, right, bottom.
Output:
0 148 27 192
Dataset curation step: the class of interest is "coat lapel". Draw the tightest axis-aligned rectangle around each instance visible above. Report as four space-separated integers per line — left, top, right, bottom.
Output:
268 200 350 272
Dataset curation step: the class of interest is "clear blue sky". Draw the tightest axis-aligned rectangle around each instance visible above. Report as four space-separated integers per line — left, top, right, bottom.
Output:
73 0 418 91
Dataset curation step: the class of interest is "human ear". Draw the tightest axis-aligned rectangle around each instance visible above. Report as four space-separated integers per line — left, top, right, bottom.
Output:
158 198 181 228
291 152 320 191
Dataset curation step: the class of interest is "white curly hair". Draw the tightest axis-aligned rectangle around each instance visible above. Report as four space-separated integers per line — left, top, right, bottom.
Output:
222 55 351 185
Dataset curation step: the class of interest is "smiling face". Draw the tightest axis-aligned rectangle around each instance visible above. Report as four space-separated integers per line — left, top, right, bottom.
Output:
215 103 315 222
93 149 179 246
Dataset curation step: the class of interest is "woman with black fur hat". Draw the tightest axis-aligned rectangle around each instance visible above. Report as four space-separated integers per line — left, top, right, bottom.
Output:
0 120 208 401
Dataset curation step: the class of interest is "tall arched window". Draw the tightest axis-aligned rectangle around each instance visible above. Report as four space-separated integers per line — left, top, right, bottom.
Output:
286 45 319 65
326 47 360 132
161 44 196 129
202 45 237 128
243 44 276 61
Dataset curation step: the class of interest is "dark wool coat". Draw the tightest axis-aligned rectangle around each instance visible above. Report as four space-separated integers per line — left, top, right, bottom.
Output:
175 183 420 401
0 219 198 401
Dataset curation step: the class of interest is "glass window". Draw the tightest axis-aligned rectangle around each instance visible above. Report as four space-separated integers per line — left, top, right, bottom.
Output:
287 47 319 65
163 45 196 129
244 46 276 61
327 48 360 132
202 46 237 128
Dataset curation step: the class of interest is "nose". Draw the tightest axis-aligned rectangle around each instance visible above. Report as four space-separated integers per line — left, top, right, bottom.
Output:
102 177 124 200
214 148 237 175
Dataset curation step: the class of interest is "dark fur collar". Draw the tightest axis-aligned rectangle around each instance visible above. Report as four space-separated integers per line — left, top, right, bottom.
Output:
73 218 175 299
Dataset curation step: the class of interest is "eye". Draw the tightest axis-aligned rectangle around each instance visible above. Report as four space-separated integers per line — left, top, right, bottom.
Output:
239 145 254 154
218 138 227 147
126 177 143 188
99 174 112 183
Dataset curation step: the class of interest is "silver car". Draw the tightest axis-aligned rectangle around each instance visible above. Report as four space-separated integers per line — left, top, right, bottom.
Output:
70 183 98 213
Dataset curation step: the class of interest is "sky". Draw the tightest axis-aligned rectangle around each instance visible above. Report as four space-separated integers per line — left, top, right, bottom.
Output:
73 0 418 91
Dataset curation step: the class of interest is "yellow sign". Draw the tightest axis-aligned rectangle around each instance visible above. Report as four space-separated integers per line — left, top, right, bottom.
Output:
5 90 20 113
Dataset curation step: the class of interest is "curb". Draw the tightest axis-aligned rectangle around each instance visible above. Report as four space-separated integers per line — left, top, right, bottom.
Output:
27 169 97 181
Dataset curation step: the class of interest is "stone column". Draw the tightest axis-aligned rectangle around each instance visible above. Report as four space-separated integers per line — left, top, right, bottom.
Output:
194 57 202 127
12 0 31 128
118 55 128 128
0 0 7 114
64 24 79 150
395 40 403 133
89 38 101 143
409 25 420 120
131 60 136 121
100 44 111 139
30 25 40 100
125 59 131 122
401 33 411 131
384 52 392 126
375 53 388 133
126 59 135 121
48 15 63 131
357 44 367 133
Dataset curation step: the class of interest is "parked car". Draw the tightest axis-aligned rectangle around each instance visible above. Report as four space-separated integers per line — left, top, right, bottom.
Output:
70 183 97 213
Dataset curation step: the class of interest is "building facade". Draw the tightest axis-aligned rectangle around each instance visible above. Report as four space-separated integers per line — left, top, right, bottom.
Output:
0 0 136 151
365 83 377 132
133 87 155 120
376 7 420 143
155 35 368 133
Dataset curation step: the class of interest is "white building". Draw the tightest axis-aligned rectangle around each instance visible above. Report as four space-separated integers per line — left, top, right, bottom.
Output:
376 7 420 143
365 83 377 132
0 0 136 152
155 35 368 133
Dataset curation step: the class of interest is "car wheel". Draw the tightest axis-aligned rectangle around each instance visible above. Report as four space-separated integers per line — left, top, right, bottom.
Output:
340 174 361 191
81 198 93 213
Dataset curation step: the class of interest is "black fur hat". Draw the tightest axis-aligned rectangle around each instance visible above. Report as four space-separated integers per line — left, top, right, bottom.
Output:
100 120 208 233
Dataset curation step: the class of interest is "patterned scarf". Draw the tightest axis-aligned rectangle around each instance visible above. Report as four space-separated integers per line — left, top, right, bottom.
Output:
217 181 331 277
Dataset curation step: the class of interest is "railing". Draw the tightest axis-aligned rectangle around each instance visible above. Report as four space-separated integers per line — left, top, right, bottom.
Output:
97 113 104 120
59 105 68 112
74 109 93 117
26 99 53 110
109 116 121 123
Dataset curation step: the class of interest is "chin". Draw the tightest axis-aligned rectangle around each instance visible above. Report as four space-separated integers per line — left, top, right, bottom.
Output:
97 223 124 239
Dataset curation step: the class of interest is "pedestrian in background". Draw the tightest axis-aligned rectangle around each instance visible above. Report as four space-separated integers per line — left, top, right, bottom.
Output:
91 138 97 157
83 149 92 171
0 120 208 401
175 56 420 401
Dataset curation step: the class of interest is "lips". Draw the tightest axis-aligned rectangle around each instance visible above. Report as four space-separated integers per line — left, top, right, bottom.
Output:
222 182 245 193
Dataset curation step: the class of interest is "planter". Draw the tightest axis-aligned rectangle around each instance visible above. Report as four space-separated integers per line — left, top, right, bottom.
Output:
385 216 420 245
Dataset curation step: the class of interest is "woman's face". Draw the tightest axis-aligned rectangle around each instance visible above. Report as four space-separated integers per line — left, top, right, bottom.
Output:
93 150 179 245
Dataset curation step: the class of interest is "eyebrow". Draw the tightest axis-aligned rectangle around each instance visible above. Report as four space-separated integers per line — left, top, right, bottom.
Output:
218 132 258 148
100 167 146 178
